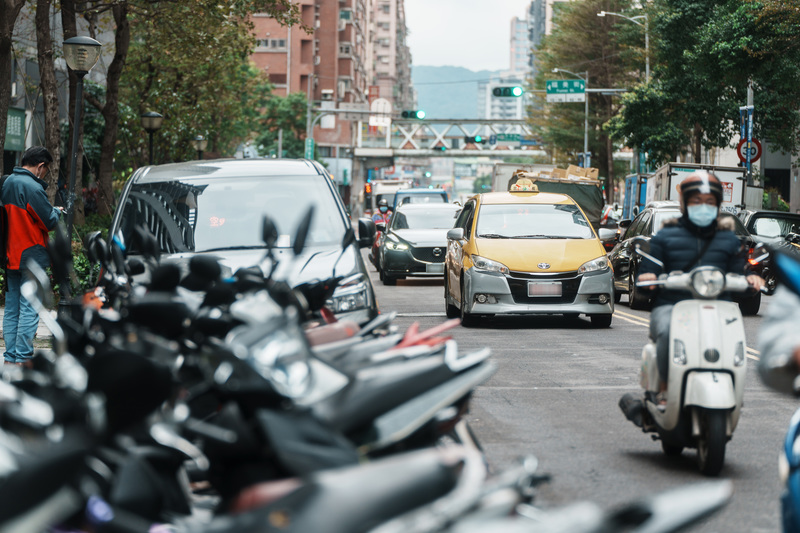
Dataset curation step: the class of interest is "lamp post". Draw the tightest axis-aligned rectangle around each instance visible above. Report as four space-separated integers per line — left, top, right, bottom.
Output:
140 111 163 165
552 68 589 167
63 36 101 240
192 135 208 160
597 11 649 83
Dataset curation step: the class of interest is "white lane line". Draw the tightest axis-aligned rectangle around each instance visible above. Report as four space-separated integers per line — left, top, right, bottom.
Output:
396 312 447 317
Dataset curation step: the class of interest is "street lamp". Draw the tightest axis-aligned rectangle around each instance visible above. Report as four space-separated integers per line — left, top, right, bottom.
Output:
552 68 590 167
63 36 101 240
140 111 163 165
192 135 208 160
597 10 649 83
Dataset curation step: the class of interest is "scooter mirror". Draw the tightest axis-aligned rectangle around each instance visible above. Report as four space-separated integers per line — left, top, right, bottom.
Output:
262 215 279 250
293 206 314 256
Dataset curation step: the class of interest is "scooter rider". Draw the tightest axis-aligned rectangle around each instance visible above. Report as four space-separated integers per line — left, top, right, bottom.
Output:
372 199 392 225
638 171 765 397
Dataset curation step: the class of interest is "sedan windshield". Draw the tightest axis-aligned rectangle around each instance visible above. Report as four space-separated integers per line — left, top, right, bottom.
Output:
751 216 800 238
475 203 593 239
118 175 346 254
391 207 459 230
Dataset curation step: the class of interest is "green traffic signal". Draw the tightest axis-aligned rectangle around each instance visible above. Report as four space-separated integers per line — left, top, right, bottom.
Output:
401 110 426 119
492 86 524 97
463 135 486 144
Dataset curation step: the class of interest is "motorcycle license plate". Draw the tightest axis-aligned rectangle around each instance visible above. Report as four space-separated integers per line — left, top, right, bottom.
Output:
426 263 444 274
527 281 562 297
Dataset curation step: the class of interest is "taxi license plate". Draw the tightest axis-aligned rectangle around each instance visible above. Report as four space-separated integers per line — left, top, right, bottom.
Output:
527 281 562 297
426 263 444 274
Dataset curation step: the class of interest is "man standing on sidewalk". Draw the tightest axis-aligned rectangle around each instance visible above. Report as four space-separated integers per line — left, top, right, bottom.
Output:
2 146 62 365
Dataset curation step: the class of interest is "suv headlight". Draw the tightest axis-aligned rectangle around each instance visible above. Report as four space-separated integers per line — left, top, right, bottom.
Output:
326 276 370 313
691 267 725 298
578 256 610 274
384 236 408 251
471 255 509 275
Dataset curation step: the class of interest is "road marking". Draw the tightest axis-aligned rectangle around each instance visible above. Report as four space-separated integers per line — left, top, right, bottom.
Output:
396 312 447 317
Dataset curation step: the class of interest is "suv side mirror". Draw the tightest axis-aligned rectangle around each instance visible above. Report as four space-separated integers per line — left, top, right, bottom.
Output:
357 218 376 248
618 219 633 229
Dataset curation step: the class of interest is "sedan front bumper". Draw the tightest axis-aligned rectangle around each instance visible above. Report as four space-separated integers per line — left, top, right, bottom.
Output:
382 247 446 276
464 268 614 316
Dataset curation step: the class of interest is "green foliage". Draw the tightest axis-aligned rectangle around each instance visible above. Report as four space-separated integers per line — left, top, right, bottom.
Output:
116 0 277 171
255 92 309 158
763 188 790 211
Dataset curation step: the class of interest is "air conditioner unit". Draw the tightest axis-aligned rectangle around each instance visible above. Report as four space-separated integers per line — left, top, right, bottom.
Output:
314 55 321 66
321 89 334 101
338 18 347 31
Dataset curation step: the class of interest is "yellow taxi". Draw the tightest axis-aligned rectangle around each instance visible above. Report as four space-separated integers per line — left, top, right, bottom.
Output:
444 185 614 327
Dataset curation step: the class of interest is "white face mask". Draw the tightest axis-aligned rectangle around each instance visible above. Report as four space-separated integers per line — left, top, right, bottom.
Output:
687 204 718 227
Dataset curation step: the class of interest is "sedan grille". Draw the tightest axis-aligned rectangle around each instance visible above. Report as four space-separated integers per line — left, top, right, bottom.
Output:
411 247 445 263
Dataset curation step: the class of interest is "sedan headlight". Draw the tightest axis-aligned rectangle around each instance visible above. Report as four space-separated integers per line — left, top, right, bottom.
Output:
248 322 313 399
691 267 725 298
471 255 509 275
578 256 611 274
326 277 370 313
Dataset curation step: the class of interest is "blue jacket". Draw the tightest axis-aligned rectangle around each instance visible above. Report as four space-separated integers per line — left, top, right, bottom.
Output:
639 215 749 307
2 167 60 270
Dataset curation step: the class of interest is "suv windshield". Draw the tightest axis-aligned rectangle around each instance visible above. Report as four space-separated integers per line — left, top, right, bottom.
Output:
476 203 593 239
391 207 458 230
396 193 447 206
118 175 346 254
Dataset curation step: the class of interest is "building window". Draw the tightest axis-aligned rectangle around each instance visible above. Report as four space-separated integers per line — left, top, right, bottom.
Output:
377 22 390 31
380 3 390 14
339 43 352 56
340 8 352 20
378 55 390 64
318 146 333 157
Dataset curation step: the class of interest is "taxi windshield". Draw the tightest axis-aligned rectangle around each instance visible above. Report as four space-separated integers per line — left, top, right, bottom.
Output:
476 203 593 239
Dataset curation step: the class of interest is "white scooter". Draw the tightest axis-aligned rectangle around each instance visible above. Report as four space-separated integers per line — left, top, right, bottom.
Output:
620 238 760 476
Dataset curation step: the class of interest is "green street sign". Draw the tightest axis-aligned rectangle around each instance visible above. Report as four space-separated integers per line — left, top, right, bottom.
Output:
496 133 521 142
4 107 25 152
304 137 315 159
546 80 585 103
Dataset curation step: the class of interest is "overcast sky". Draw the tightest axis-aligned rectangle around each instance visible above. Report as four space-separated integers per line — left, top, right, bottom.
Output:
405 0 532 71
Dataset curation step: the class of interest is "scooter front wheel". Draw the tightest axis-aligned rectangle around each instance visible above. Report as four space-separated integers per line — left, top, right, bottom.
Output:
697 409 727 476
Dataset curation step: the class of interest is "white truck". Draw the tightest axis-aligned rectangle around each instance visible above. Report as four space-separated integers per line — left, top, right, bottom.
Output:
362 178 412 217
645 163 763 214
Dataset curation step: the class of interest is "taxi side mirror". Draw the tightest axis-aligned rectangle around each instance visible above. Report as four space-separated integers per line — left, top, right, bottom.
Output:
447 228 464 240
598 228 617 241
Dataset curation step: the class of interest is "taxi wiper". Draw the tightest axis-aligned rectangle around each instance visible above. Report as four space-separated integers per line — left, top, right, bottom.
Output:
513 234 564 239
477 233 508 239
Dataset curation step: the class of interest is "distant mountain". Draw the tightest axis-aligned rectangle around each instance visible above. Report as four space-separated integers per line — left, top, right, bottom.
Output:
411 65 499 119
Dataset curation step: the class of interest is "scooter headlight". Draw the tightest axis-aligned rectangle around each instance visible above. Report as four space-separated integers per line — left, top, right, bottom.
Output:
245 321 313 399
690 267 725 298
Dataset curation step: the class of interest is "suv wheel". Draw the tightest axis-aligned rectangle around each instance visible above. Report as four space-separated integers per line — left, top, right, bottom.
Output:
628 268 650 310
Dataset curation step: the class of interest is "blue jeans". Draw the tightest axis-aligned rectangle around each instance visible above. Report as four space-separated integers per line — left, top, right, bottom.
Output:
3 269 39 363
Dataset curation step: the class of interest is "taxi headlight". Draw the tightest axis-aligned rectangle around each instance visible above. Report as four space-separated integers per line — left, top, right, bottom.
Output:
691 268 725 298
578 256 610 274
471 255 509 275
326 278 370 313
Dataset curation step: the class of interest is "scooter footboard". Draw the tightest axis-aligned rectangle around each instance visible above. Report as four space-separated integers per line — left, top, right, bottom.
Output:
684 372 736 409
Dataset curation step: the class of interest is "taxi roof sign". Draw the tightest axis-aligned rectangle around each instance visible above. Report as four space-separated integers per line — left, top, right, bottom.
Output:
509 177 538 192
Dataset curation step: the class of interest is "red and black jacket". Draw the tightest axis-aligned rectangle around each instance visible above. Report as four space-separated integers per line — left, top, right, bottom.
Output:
2 167 60 270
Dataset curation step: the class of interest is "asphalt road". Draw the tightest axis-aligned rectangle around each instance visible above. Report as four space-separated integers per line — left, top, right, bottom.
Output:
365 252 795 532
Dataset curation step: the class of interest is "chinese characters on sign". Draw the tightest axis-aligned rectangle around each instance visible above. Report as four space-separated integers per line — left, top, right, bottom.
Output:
5 108 25 152
546 80 586 103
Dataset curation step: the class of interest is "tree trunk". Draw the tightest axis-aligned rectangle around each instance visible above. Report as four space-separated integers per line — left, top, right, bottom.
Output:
96 2 130 217
0 0 27 176
36 0 60 201
61 0 85 227
606 134 614 204
693 123 702 164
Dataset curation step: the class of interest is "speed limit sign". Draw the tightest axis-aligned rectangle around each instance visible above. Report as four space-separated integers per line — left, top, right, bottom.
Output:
737 139 762 163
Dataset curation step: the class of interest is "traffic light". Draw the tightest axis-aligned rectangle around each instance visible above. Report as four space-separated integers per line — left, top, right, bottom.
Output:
433 145 446 152
492 86 524 97
401 110 426 119
424 171 432 178
464 135 486 144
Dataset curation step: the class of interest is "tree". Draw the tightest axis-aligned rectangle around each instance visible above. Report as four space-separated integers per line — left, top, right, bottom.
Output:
528 0 643 201
0 0 26 175
255 92 308 158
36 0 61 199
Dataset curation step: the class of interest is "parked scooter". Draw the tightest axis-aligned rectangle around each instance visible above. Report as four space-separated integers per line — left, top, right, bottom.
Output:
620 237 761 476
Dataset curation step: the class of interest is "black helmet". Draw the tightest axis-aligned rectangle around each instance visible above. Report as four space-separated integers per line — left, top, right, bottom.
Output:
680 171 723 212
377 199 389 208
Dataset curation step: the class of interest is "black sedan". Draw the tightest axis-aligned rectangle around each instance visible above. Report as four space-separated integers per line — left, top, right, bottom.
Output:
607 201 763 315
738 210 800 293
376 203 461 286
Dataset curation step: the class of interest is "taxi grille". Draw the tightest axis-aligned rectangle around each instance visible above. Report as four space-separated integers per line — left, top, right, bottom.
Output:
506 272 582 304
411 247 445 263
